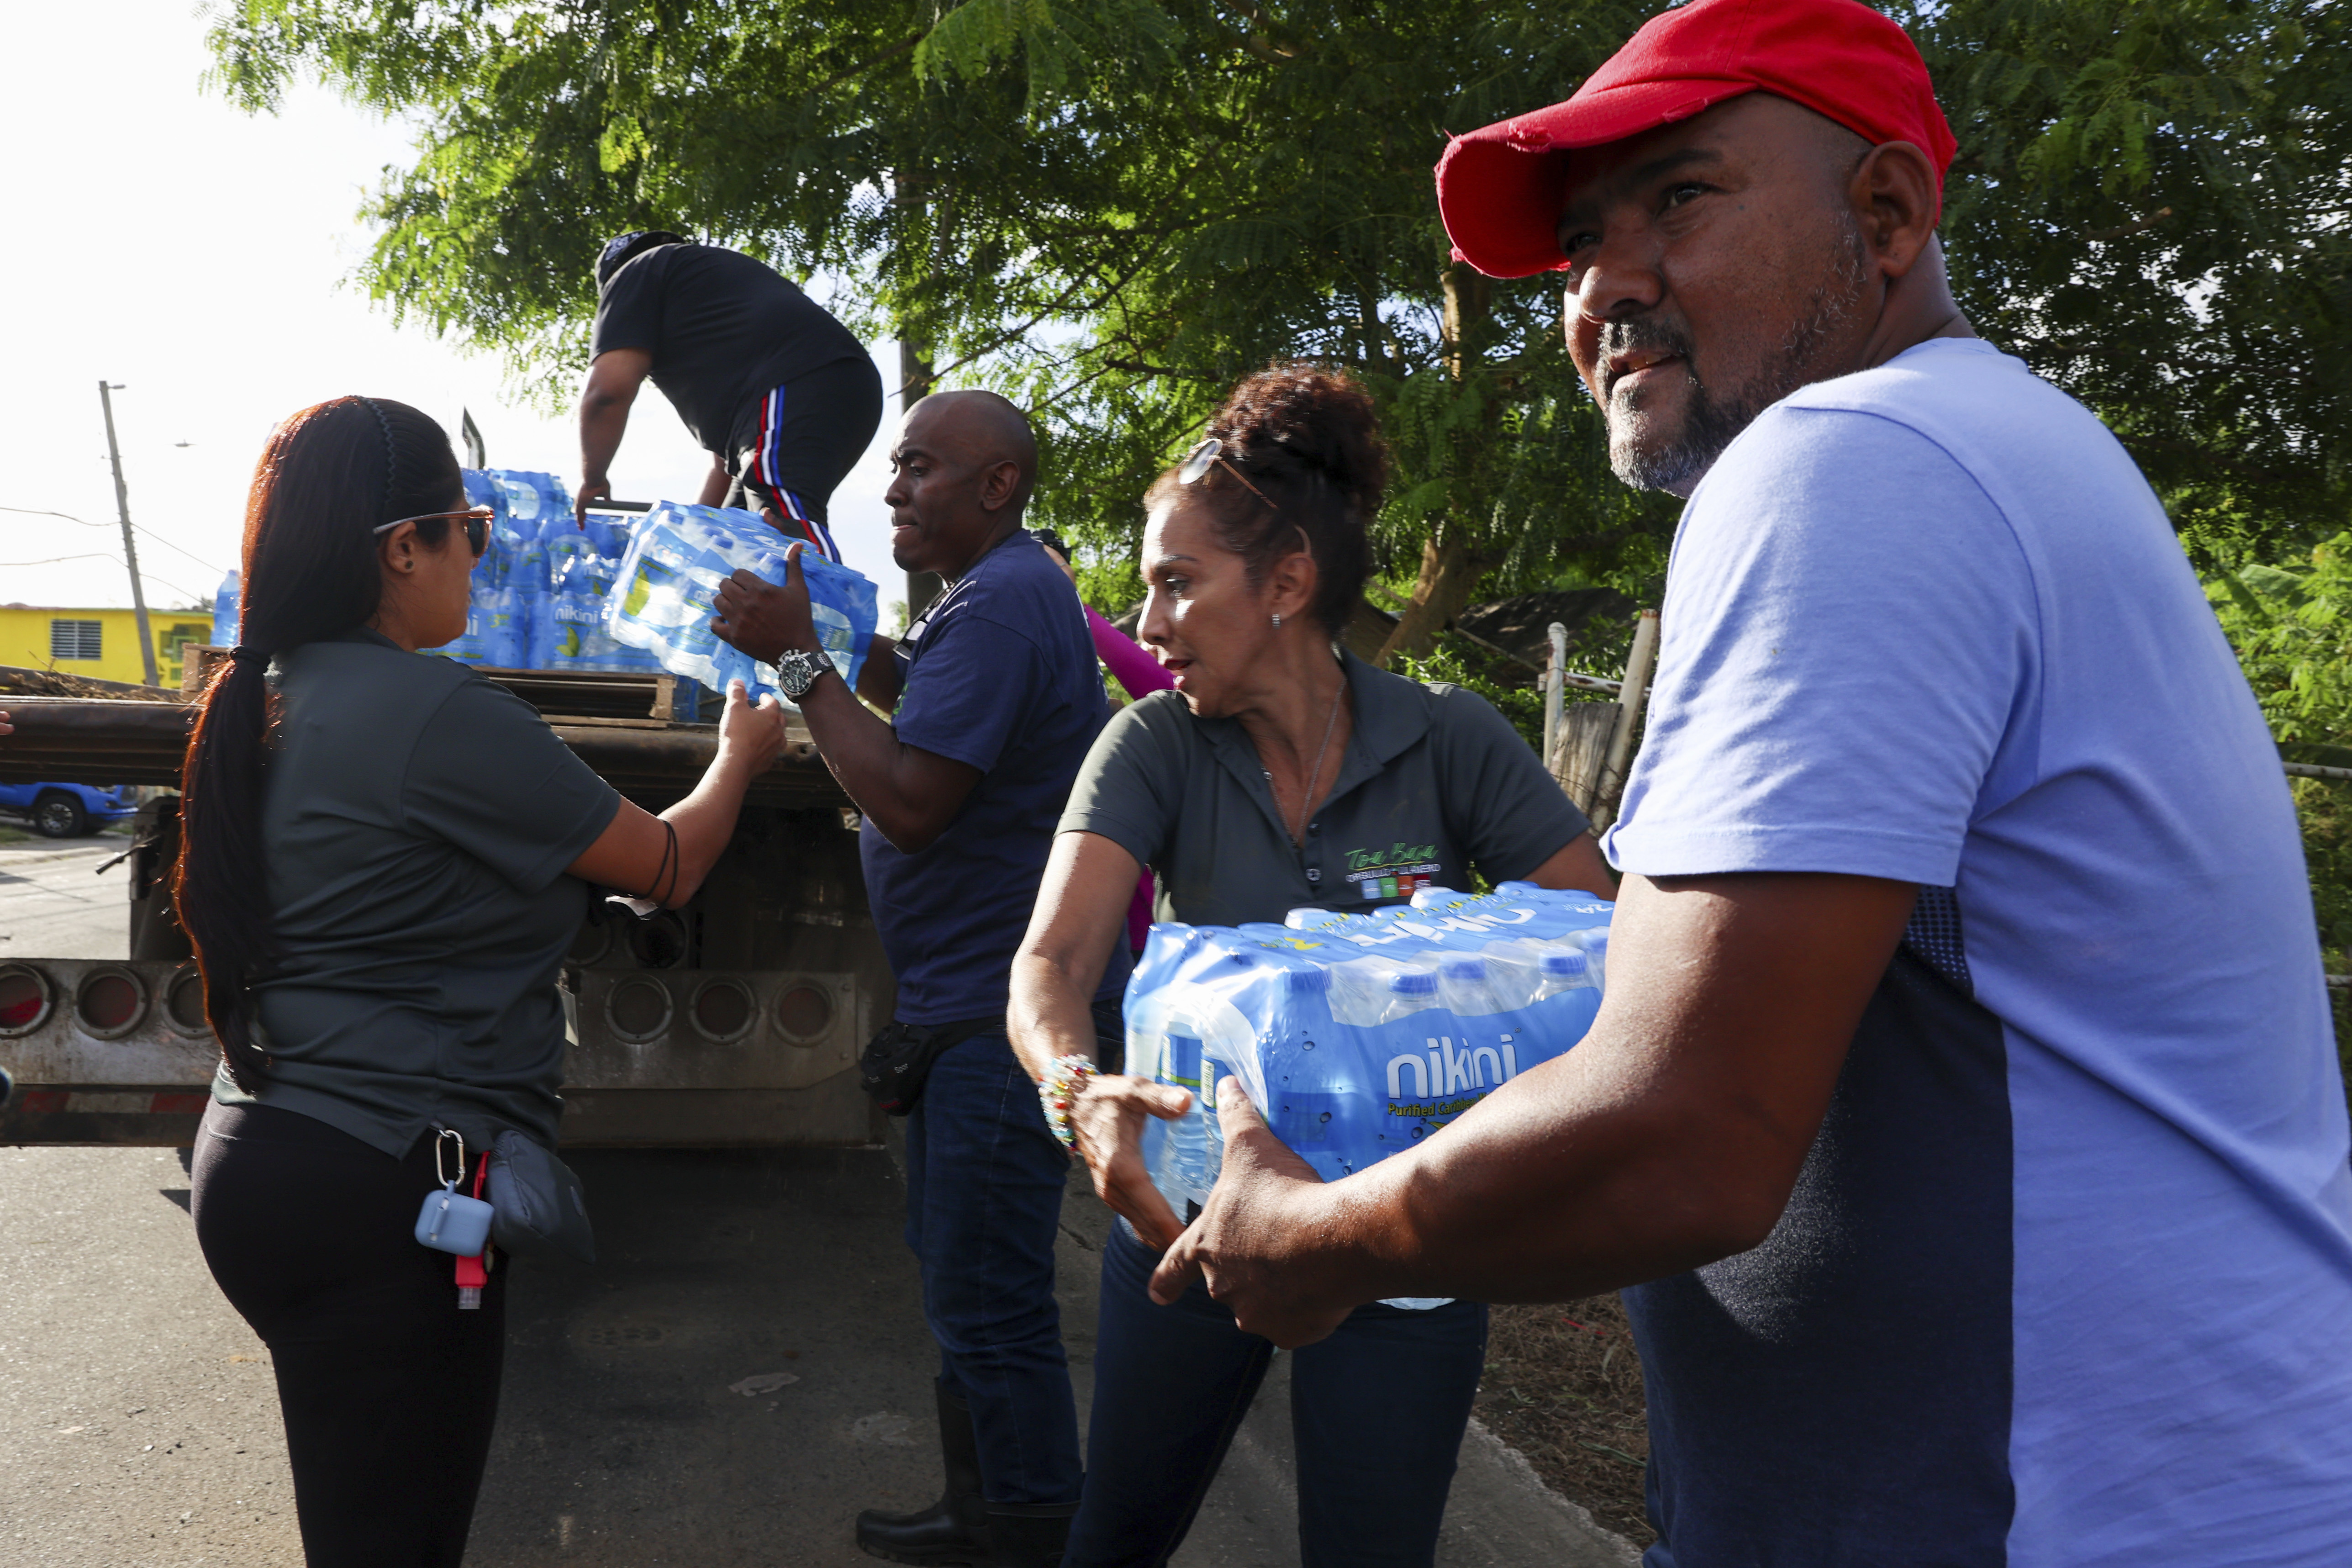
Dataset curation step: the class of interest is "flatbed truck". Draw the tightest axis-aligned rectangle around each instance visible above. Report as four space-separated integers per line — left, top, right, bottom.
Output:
0 656 890 1150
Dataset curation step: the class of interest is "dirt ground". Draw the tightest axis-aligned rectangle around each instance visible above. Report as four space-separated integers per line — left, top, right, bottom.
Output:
1476 1293 1655 1548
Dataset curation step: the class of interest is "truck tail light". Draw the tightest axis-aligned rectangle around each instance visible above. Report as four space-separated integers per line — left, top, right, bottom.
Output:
775 983 834 1044
0 965 53 1035
606 977 672 1044
689 979 756 1044
76 969 148 1039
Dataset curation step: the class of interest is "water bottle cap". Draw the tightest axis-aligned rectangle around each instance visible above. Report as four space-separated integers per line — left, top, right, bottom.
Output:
1439 957 1487 980
1388 970 1437 995
1541 950 1589 977
1282 966 1331 995
1582 933 1610 956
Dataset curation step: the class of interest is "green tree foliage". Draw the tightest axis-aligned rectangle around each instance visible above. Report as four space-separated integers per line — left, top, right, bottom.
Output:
2210 538 2352 766
206 0 2347 625
201 0 1683 649
1901 0 2352 558
2205 543 2352 1091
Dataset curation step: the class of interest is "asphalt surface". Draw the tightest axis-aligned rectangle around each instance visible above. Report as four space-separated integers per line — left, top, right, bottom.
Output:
0 834 136 964
0 837 1636 1567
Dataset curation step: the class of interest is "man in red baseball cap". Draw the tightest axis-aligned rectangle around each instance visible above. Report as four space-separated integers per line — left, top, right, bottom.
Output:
1147 2 2352 1564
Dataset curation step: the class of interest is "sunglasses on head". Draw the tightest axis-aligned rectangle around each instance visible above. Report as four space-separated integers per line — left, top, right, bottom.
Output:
374 506 493 558
1177 437 1277 511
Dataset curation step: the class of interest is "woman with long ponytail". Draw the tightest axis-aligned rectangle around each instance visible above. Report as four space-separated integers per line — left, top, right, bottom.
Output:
183 397 784 1567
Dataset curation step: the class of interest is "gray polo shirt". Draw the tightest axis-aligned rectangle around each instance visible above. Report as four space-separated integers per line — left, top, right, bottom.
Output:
1059 650 1588 927
212 629 621 1157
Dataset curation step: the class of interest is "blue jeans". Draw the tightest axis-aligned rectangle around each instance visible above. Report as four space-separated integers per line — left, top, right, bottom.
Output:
1066 1222 1488 1568
902 1030 1083 1506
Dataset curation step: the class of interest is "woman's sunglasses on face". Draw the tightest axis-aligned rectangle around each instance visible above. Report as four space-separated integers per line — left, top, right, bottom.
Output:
374 506 494 558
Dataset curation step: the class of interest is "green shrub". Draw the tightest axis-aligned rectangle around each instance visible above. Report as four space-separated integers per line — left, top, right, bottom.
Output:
2205 539 2352 1102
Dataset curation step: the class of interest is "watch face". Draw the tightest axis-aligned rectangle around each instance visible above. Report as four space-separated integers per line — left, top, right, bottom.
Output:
778 648 830 699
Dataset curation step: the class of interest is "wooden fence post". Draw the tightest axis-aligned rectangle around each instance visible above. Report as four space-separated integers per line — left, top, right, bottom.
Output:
1552 702 1621 813
1588 609 1660 832
1541 622 1567 769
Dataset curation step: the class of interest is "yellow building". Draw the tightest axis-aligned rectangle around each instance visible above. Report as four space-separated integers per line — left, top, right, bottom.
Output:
0 604 215 689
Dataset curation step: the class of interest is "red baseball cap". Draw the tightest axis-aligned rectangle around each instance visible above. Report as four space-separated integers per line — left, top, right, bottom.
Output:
1435 0 1957 279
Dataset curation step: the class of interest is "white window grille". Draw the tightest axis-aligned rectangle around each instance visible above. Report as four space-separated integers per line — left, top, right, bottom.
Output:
50 619 103 661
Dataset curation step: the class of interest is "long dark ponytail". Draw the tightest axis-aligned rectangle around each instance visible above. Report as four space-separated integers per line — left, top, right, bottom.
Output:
175 396 463 1090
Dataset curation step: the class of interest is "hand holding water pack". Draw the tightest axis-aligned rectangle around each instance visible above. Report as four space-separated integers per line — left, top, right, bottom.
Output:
1125 887 1614 1220
605 501 877 704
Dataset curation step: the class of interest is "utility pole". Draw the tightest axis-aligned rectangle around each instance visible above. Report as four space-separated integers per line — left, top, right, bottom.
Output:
97 380 159 686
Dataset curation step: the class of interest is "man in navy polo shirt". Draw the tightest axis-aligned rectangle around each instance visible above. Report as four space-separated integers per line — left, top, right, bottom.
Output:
714 390 1122 1567
1153 2 2352 1564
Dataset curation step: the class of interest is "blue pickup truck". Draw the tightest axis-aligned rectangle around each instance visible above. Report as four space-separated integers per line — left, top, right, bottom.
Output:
0 781 137 839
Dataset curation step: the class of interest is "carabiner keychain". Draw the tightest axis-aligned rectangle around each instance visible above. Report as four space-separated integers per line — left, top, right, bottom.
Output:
413 1129 495 1259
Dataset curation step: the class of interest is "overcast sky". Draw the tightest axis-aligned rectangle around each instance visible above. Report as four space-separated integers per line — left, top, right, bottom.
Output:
0 0 904 615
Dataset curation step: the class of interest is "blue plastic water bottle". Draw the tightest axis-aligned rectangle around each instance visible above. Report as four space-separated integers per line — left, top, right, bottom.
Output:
210 571 239 648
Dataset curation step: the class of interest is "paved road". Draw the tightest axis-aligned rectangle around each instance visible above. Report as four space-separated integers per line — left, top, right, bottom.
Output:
0 849 1635 1567
0 836 136 963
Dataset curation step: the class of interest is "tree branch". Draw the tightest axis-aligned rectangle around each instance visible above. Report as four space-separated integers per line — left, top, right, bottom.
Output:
812 32 925 97
2085 206 2174 244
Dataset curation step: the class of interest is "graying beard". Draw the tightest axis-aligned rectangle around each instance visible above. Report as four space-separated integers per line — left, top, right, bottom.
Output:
1610 215 1873 494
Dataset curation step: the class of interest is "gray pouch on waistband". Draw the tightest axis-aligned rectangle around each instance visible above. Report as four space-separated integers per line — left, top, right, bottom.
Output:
486 1129 596 1263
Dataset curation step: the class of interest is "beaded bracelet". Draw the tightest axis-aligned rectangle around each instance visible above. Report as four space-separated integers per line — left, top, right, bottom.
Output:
1037 1055 1097 1151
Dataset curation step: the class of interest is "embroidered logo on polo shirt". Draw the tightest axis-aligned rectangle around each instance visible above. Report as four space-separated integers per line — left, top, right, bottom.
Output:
1344 841 1440 901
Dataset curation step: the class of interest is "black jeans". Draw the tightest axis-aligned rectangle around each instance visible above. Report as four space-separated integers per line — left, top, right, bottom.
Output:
191 1100 507 1568
1065 1223 1488 1568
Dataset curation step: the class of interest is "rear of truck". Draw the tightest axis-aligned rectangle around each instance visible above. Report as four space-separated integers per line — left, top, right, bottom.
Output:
0 664 889 1150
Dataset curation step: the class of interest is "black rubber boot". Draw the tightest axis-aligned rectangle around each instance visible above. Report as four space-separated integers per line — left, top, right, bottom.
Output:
983 1502 1078 1568
855 1379 991 1564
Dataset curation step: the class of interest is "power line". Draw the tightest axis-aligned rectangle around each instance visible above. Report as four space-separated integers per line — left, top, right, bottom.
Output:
0 504 225 576
0 546 208 607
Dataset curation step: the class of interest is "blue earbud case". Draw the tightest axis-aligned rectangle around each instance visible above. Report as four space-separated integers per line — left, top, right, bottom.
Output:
414 1187 495 1257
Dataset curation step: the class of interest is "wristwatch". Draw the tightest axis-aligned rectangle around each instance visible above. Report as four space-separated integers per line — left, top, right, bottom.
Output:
773 646 837 701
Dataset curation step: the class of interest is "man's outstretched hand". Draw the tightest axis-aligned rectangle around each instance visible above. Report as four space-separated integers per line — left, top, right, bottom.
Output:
1149 1076 1363 1347
712 542 818 666
574 477 612 527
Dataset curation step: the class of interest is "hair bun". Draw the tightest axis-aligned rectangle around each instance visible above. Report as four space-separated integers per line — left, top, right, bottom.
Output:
1210 363 1388 523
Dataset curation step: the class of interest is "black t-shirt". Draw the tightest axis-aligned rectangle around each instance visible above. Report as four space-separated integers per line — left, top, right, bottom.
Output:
589 243 867 457
214 630 621 1157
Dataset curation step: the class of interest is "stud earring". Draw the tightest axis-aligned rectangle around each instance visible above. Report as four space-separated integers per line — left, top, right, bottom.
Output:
1271 612 1282 629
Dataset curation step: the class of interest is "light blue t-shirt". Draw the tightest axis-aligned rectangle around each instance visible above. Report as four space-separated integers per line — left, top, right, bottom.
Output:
1603 338 2352 1567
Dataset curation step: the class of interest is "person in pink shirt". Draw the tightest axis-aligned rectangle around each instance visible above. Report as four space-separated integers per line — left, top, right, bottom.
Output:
1033 529 1164 955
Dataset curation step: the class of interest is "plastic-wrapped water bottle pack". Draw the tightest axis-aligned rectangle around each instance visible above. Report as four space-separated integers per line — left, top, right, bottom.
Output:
415 475 879 709
605 501 878 705
1125 883 1613 1226
436 468 573 668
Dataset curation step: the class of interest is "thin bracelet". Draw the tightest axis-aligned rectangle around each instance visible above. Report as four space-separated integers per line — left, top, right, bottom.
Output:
655 819 680 905
1037 1055 1097 1151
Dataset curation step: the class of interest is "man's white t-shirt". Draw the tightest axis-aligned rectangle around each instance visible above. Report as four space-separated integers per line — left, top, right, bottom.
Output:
1605 337 2352 1567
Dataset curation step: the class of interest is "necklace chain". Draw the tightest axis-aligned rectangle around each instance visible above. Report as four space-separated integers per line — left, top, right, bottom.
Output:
1276 679 1345 846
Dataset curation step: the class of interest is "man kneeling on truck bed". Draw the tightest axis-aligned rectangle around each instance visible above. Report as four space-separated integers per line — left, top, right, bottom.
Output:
712 390 1124 1568
575 230 882 564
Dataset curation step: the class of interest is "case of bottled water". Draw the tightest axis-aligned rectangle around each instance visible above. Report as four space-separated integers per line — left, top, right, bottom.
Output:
1125 886 1613 1230
605 501 878 703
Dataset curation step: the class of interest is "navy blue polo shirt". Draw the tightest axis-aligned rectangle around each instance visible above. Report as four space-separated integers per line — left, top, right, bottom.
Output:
860 529 1129 1024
